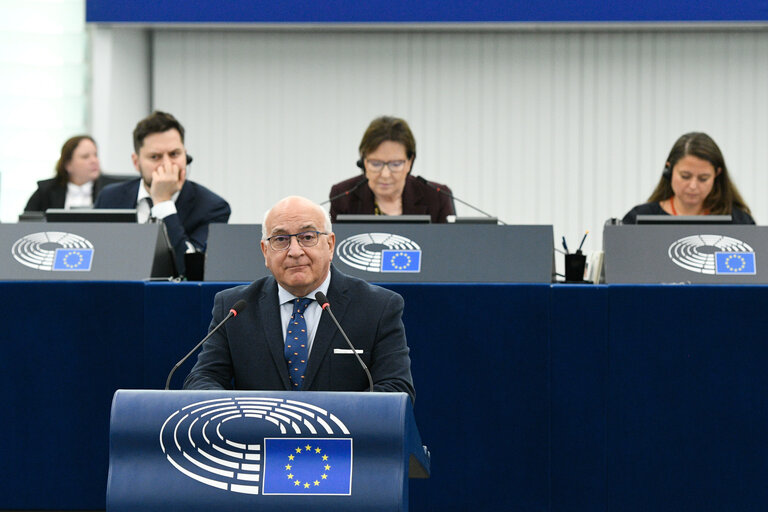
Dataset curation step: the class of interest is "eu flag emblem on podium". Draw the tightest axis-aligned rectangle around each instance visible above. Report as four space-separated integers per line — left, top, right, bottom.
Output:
262 438 352 495
715 252 756 275
381 250 421 272
53 248 94 271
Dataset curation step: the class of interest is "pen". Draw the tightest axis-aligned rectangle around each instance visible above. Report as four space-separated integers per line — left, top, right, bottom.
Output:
576 231 589 253
561 236 569 254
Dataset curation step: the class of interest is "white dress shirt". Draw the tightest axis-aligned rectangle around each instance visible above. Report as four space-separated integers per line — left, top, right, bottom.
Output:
64 181 94 209
135 184 180 224
277 271 332 356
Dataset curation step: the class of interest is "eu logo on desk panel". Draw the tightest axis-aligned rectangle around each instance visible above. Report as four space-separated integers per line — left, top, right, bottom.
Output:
667 234 755 275
52 248 93 271
715 252 756 275
381 250 421 272
159 397 353 496
262 438 352 495
336 232 422 273
11 231 94 271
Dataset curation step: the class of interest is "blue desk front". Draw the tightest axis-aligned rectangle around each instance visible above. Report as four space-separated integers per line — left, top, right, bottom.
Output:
1 282 766 511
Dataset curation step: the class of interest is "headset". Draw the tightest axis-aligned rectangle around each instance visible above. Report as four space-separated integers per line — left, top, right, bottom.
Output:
662 163 671 180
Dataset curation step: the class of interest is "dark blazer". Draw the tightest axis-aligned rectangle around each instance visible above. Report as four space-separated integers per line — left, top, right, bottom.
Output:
94 178 231 273
622 201 755 224
24 175 123 212
183 266 415 402
329 174 455 223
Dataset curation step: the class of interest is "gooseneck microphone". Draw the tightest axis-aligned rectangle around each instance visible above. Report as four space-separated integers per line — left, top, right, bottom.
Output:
319 177 368 206
315 292 374 392
164 299 248 390
415 175 505 224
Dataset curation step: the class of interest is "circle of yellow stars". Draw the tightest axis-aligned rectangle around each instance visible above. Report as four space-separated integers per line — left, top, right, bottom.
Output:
724 254 746 272
62 251 84 269
283 443 332 489
389 251 412 270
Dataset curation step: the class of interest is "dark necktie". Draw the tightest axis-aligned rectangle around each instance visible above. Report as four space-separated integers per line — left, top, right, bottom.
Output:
145 197 155 223
285 297 313 390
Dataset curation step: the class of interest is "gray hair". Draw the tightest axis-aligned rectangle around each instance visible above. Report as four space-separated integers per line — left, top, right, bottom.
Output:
261 197 333 240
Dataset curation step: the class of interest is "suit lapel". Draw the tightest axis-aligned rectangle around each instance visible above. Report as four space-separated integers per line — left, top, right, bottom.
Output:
401 176 428 215
123 180 141 207
50 185 66 209
258 279 292 390
303 267 350 389
174 181 194 223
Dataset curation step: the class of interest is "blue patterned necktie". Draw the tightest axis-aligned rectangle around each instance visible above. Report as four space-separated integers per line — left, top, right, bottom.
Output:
285 297 313 390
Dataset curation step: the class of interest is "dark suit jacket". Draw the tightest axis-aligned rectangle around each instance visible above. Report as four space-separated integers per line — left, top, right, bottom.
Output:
329 174 455 223
183 266 415 402
94 178 231 274
622 201 755 224
24 175 123 212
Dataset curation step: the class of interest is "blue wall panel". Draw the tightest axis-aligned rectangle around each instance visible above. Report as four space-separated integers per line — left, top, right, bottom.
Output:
86 0 768 24
0 282 144 510
4 282 768 510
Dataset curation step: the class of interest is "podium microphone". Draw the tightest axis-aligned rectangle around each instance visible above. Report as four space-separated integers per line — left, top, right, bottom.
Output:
164 299 248 390
319 177 368 206
415 175 505 224
315 291 373 392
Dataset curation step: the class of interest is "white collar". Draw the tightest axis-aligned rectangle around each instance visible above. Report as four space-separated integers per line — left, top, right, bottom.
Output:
67 180 94 195
277 270 332 304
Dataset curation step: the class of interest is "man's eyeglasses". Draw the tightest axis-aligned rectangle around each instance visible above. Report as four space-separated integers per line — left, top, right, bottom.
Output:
365 159 407 174
266 231 328 251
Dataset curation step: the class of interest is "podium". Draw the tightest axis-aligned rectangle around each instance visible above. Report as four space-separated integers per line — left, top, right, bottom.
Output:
108 390 429 511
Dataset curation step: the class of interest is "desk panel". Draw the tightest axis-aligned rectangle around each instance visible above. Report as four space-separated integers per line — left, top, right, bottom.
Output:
3 282 768 511
0 282 144 509
606 285 768 512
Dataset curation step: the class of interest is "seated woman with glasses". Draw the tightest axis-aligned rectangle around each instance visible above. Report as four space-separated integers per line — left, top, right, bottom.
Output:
622 132 754 224
328 116 455 223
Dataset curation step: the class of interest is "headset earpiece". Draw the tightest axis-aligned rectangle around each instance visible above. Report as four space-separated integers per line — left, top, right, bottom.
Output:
662 163 671 180
356 158 364 171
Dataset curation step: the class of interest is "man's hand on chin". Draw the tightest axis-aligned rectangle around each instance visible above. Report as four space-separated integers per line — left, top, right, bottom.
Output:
151 164 184 203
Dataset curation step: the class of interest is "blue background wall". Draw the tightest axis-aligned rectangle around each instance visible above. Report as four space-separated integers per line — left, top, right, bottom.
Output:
86 0 768 23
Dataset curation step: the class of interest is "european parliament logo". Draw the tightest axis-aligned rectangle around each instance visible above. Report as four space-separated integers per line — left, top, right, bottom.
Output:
262 438 352 495
11 231 94 271
381 250 421 272
52 248 94 271
160 397 354 496
715 252 756 275
667 235 755 275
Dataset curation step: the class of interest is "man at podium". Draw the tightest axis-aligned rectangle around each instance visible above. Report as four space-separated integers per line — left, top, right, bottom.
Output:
184 196 415 401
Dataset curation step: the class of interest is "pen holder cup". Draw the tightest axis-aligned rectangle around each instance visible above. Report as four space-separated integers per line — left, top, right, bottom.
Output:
565 252 587 282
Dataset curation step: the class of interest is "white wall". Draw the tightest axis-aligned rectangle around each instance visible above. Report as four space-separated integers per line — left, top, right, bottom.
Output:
93 26 768 257
90 26 151 175
0 0 89 222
